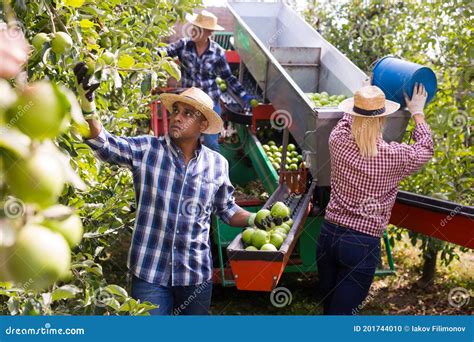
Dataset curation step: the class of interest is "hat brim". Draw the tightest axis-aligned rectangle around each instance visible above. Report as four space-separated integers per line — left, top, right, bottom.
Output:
185 13 225 31
160 93 224 134
338 98 401 117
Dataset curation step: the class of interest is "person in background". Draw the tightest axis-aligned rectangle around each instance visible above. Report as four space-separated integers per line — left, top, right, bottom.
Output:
160 10 255 152
317 84 434 315
74 62 257 315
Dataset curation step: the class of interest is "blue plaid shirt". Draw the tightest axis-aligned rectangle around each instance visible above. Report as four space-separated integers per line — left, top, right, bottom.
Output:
164 38 247 104
85 129 241 286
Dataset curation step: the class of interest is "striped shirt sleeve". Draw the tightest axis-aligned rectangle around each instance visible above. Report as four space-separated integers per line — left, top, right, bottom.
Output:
164 38 186 58
399 122 434 177
213 159 241 224
85 128 151 170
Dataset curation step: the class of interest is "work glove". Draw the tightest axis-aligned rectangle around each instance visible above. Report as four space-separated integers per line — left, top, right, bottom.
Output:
404 83 428 116
73 62 100 116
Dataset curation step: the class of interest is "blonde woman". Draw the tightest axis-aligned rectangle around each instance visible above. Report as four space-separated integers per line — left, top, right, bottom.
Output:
317 84 433 315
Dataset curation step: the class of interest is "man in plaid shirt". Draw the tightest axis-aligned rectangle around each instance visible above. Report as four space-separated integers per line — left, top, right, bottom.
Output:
317 84 434 315
162 10 254 152
74 62 257 315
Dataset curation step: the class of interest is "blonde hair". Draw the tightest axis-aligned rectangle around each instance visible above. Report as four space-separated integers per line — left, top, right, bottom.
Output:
351 116 386 157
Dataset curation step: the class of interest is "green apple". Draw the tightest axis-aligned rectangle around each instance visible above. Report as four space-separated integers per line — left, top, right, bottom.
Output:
6 224 71 290
250 99 259 108
102 51 115 65
255 209 271 229
251 230 270 249
242 228 256 246
51 32 73 54
270 233 284 249
42 214 84 248
7 81 68 140
6 151 65 208
260 243 278 251
280 223 291 233
270 201 290 219
32 33 50 51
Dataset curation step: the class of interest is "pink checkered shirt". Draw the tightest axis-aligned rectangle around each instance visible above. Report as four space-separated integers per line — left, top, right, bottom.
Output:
325 114 434 237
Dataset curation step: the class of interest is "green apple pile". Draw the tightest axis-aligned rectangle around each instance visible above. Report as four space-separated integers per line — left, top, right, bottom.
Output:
261 141 303 172
241 202 294 251
306 92 346 108
216 76 227 92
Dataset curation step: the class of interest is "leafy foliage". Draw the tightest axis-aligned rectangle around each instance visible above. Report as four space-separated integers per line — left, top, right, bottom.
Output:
1 0 202 315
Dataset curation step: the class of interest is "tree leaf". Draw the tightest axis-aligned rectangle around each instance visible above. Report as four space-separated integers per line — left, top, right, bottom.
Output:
64 0 86 8
41 205 74 220
117 54 135 69
104 285 128 298
79 19 95 29
52 285 82 302
162 60 181 80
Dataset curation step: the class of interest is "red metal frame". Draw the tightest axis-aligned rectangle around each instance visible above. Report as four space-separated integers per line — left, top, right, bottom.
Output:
149 100 169 137
230 259 287 292
390 202 473 249
250 104 276 134
225 50 240 64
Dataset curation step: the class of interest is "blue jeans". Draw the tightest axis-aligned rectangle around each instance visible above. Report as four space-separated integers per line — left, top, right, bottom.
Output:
316 220 380 315
131 275 213 315
202 103 221 153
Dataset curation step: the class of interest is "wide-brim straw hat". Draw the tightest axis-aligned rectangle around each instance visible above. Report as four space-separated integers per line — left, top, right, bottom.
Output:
160 87 223 134
338 85 400 117
185 10 224 31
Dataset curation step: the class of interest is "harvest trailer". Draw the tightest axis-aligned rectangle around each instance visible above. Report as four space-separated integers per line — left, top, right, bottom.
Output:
150 1 473 292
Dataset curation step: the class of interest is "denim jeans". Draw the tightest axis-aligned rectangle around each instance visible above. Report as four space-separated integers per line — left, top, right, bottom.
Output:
202 103 221 153
316 220 381 315
131 275 213 315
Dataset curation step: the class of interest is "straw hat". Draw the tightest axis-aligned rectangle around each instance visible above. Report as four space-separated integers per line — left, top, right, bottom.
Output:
338 85 400 117
185 10 224 31
160 87 224 134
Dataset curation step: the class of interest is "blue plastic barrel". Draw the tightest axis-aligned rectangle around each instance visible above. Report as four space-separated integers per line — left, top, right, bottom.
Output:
372 56 437 107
